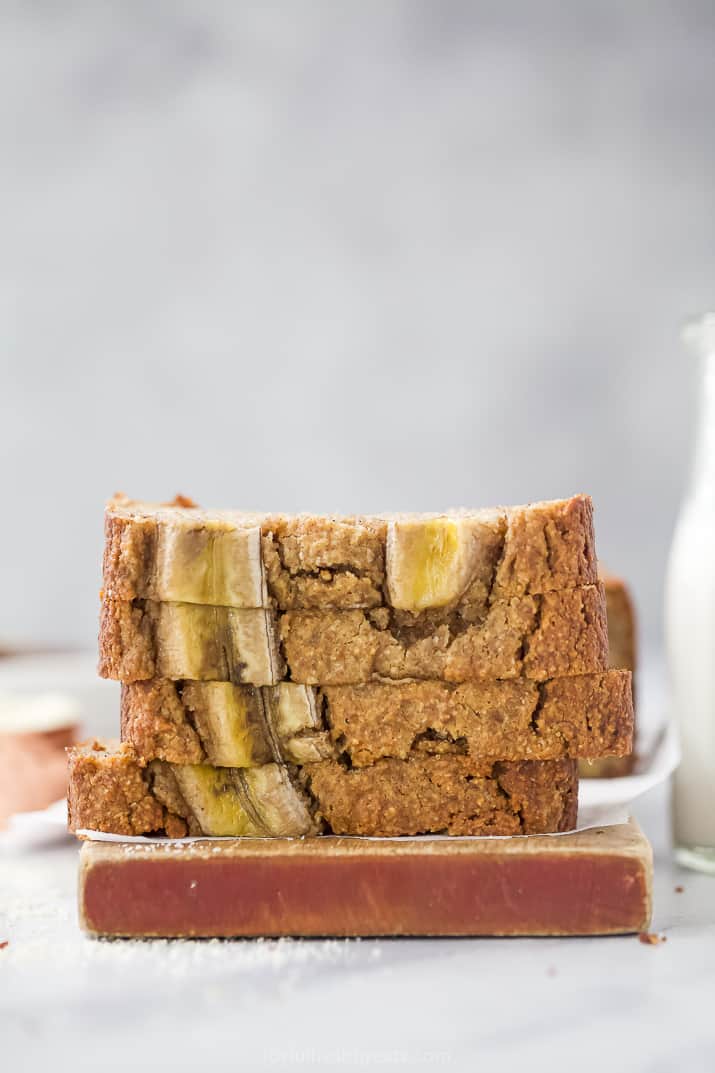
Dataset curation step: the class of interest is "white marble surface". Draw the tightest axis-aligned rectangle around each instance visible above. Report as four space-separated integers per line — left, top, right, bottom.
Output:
2 654 715 1072
2 786 714 1073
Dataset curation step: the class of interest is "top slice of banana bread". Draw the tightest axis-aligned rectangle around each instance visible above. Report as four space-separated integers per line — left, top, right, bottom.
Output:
103 493 597 614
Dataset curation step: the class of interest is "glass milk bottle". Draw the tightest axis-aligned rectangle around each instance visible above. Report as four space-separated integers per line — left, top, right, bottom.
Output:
666 313 715 873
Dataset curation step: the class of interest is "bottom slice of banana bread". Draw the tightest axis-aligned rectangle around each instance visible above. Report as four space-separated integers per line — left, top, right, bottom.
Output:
67 740 577 838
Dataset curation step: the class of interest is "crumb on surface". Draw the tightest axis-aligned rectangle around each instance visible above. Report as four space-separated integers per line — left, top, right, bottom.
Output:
675 885 684 893
638 932 667 945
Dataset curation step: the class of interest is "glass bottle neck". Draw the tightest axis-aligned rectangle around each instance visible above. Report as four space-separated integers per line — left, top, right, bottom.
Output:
690 350 715 503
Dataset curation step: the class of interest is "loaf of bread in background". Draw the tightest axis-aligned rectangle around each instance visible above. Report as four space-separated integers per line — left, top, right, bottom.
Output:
580 568 637 778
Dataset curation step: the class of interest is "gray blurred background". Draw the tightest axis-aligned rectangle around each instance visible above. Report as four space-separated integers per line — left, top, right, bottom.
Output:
1 0 714 651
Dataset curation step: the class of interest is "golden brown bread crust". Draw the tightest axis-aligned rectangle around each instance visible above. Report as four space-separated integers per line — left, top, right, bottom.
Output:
98 597 157 681
489 494 596 600
66 741 189 838
120 680 205 765
103 494 597 611
67 741 577 838
602 571 637 675
103 513 157 605
119 671 632 766
580 569 638 778
281 584 609 684
305 756 578 836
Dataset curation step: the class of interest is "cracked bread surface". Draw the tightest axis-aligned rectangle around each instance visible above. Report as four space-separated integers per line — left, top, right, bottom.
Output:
103 494 596 612
280 584 608 684
304 756 578 836
322 671 631 764
119 671 632 767
67 740 577 838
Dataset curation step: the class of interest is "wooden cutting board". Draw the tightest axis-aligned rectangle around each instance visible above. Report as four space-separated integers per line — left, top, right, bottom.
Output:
78 818 652 938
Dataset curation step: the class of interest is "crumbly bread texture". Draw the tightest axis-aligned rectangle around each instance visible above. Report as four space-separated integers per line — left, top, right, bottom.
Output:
580 569 637 779
280 584 608 684
67 740 577 838
103 494 597 613
66 741 189 838
119 671 632 767
304 755 578 836
99 584 607 685
67 741 319 838
121 680 335 767
323 672 631 764
602 570 637 674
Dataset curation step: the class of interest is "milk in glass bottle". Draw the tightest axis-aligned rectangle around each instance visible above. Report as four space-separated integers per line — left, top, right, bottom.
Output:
666 313 715 873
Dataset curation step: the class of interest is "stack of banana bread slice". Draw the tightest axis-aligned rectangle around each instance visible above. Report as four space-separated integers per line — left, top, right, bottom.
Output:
67 493 634 839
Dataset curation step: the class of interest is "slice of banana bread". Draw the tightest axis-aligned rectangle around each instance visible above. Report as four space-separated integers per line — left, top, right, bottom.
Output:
66 741 319 838
67 740 577 838
99 584 608 685
119 671 633 767
103 493 597 613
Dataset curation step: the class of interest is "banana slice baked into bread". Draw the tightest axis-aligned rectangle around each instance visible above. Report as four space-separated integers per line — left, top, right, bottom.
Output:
103 493 597 613
99 584 608 685
119 671 633 768
67 740 578 838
